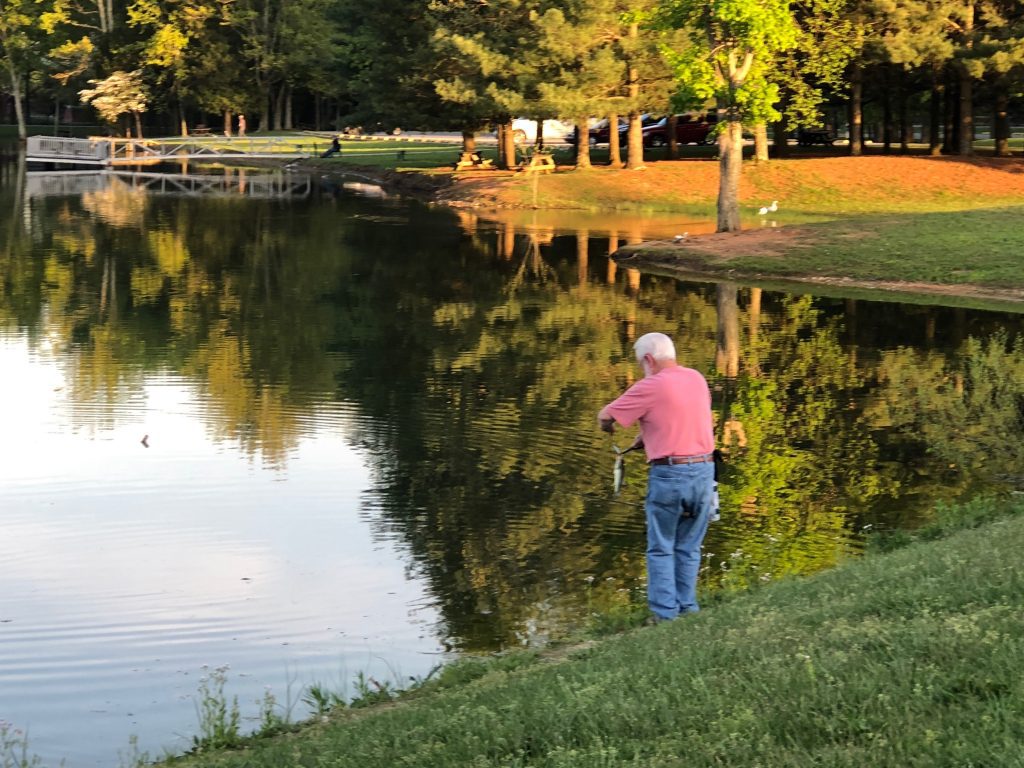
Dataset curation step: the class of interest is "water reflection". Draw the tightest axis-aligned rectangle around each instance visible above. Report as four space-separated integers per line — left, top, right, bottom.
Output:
1 163 1023 763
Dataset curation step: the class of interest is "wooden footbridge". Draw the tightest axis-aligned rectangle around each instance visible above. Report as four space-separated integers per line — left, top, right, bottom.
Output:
26 135 313 166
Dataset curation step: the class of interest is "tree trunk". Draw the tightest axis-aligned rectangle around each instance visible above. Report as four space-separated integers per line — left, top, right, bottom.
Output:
625 22 644 170
753 122 769 161
224 109 233 137
179 102 188 137
848 65 862 156
499 119 516 170
667 114 679 159
259 89 271 132
274 82 286 131
461 130 476 155
314 96 321 131
771 119 788 158
284 85 293 130
53 98 59 136
608 112 622 167
626 113 644 169
882 67 892 154
4 62 25 140
994 89 1010 156
943 66 958 154
535 118 544 150
929 66 942 155
958 67 973 155
134 111 143 139
574 118 591 169
899 74 910 153
958 3 975 156
22 70 29 132
717 117 743 233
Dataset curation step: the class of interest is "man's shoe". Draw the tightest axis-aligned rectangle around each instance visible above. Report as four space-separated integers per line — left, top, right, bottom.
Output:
643 613 673 627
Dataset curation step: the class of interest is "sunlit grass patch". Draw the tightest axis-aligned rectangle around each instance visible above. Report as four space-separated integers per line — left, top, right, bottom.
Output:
727 205 1024 288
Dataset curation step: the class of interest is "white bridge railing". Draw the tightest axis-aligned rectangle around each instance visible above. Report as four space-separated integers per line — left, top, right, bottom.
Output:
26 136 110 164
25 170 313 199
26 135 311 165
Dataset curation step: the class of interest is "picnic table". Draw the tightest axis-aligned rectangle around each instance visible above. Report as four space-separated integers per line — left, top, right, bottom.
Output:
192 125 213 136
453 151 493 171
520 151 555 173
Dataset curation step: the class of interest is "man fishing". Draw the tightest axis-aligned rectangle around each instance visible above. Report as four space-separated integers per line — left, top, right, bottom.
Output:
597 332 716 623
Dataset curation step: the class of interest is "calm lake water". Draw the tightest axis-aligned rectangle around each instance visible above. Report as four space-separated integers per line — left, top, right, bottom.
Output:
1 161 1023 765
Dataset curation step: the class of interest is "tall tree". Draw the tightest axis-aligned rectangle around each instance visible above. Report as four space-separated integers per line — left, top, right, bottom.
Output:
768 0 865 158
532 0 627 169
0 0 45 138
78 67 147 135
661 0 797 232
430 0 542 167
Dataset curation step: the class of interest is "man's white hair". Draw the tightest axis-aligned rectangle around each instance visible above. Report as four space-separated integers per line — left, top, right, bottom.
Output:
634 332 676 362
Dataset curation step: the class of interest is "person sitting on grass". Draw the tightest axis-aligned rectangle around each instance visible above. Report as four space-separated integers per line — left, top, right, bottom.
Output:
322 137 342 158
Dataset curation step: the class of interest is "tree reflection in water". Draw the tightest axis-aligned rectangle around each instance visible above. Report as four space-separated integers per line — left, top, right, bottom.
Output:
1 168 1023 651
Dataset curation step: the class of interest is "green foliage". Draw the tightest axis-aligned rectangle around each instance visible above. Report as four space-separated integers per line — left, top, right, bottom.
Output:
192 666 242 751
348 672 398 709
78 69 148 124
660 0 798 122
302 683 347 716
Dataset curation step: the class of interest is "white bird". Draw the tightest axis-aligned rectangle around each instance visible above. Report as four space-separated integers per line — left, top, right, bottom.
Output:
768 200 779 212
758 206 769 215
673 232 688 242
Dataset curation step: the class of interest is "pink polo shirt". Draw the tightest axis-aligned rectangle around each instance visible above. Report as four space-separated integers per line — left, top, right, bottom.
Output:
605 365 714 462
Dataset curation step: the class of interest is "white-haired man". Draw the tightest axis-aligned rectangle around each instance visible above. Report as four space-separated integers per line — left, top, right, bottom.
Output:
597 332 715 623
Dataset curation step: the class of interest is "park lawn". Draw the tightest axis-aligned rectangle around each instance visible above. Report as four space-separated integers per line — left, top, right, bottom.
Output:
730 206 1024 287
617 204 1024 296
451 155 1024 218
162 496 1024 768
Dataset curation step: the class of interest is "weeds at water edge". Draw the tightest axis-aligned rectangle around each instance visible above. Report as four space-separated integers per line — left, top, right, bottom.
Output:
0 722 43 768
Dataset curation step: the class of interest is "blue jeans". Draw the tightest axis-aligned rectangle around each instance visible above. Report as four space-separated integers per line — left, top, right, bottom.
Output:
645 462 715 619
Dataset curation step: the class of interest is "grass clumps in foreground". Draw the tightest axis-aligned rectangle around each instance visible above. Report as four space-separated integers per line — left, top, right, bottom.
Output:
164 495 1024 768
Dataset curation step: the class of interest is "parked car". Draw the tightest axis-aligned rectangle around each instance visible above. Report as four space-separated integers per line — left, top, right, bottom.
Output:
569 114 659 145
506 118 576 145
796 127 835 146
642 114 718 147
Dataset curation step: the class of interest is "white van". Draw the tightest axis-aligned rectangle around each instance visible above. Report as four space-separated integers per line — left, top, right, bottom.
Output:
506 118 576 144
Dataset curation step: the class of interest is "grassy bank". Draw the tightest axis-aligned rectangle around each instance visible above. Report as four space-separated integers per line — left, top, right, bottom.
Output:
620 203 1024 299
731 205 1024 287
162 495 1024 767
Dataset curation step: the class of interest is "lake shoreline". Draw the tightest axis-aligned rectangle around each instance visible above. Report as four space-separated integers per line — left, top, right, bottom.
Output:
282 154 1024 303
158 495 1024 767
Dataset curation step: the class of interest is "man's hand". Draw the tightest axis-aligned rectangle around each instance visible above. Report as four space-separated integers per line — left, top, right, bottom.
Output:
597 406 615 433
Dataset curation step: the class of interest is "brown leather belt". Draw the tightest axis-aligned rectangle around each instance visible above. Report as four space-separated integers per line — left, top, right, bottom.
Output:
649 454 714 466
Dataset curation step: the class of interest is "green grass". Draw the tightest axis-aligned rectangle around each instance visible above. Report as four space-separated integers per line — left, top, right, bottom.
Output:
727 205 1024 288
162 495 1024 768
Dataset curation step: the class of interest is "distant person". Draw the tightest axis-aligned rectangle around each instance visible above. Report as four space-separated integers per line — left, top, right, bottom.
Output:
597 332 716 624
322 136 342 158
237 114 247 137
